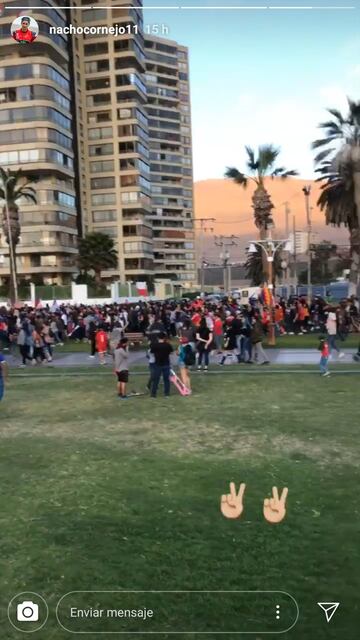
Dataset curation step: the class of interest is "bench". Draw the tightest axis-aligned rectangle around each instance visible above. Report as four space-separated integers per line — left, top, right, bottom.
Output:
124 331 146 346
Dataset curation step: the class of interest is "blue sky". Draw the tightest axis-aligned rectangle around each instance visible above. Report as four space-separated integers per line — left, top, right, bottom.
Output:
143 1 360 181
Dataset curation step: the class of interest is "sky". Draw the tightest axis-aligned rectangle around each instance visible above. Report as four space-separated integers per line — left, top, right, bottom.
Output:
143 1 360 182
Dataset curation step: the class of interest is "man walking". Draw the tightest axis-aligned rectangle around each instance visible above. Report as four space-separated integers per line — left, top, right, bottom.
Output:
150 332 173 398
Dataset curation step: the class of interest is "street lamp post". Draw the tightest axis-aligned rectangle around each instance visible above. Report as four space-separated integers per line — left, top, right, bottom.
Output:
302 185 312 305
247 234 292 346
219 249 230 293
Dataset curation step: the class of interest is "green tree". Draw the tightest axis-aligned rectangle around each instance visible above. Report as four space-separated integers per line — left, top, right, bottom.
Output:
78 232 118 285
0 168 36 303
245 245 283 286
299 241 349 285
225 145 298 239
312 99 360 287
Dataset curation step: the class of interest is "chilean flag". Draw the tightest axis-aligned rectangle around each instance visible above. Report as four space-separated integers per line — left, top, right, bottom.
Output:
136 281 148 297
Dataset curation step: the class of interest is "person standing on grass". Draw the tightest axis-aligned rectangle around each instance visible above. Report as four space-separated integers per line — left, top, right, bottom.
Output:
114 338 129 399
88 320 97 358
150 332 173 398
250 317 270 365
17 323 32 368
95 325 108 365
219 317 239 365
326 308 344 359
0 352 8 401
177 337 193 393
212 312 224 354
196 316 213 371
318 336 330 377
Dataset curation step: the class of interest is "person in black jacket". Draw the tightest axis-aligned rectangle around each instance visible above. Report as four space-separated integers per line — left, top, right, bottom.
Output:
219 319 239 365
196 316 213 371
150 333 173 397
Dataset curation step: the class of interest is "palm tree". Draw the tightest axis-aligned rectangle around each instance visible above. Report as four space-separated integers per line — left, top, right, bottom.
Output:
225 145 298 239
0 168 36 303
312 99 360 288
78 232 118 285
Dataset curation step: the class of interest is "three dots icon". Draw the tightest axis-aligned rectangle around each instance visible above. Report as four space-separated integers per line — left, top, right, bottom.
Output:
276 605 281 620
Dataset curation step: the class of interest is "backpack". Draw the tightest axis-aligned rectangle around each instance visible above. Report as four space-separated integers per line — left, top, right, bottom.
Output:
183 344 195 366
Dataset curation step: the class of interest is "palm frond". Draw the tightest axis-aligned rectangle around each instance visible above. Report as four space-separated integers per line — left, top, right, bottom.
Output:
257 144 280 176
224 167 248 187
244 146 255 167
314 148 335 164
327 108 345 124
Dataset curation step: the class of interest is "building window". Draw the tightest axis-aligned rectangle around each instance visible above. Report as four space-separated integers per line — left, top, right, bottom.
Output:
88 111 111 124
86 77 110 91
86 93 111 107
89 143 114 156
90 160 114 173
124 241 153 254
92 226 117 237
85 59 110 73
84 42 108 56
88 126 113 140
92 210 117 223
91 193 116 205
121 175 138 187
91 177 115 190
121 192 138 204
83 8 107 21
118 108 132 119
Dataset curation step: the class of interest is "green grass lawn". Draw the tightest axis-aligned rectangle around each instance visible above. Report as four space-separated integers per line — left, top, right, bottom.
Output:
48 332 360 354
1 372 359 638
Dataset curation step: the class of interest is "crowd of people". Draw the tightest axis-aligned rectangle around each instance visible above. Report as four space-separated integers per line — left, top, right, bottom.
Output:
0 293 359 397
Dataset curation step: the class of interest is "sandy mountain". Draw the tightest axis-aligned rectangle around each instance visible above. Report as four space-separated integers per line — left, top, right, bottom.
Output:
193 178 348 263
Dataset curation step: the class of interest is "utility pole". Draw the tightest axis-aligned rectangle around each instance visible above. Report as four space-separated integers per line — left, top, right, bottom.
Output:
302 186 312 304
283 201 291 289
214 235 238 294
284 201 290 237
292 215 298 290
247 234 292 346
195 217 216 291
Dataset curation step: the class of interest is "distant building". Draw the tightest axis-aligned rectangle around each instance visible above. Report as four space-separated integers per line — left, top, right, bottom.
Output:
0 0 195 292
0 1 78 285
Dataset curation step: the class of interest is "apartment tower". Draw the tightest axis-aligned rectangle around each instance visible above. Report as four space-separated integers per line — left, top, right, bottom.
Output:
0 1 78 285
145 36 196 287
0 0 195 290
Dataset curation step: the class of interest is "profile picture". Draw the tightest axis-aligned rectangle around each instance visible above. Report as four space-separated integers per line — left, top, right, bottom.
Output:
11 15 38 43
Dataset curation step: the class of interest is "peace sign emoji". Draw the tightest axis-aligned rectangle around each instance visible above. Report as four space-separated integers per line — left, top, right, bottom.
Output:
220 482 246 519
263 487 288 524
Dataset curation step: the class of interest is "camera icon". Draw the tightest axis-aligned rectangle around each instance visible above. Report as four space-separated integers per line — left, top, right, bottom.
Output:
17 601 39 622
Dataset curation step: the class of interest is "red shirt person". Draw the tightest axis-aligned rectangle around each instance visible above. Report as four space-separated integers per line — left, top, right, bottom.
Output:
12 16 37 43
95 328 108 354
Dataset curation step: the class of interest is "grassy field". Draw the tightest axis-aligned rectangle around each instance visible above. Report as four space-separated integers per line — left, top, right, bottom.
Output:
1 370 360 638
33 332 360 354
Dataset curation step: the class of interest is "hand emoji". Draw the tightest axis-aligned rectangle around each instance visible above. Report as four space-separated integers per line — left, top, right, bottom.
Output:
220 482 246 519
263 487 288 524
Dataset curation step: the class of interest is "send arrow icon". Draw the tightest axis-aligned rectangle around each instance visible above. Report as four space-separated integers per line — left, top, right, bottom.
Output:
317 602 340 623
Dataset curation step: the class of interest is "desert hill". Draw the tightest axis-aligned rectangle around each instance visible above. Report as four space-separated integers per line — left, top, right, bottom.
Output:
193 178 347 263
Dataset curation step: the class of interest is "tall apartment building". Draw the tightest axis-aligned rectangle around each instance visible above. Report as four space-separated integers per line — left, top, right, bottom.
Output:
0 0 78 285
145 36 196 286
74 0 155 286
0 0 195 290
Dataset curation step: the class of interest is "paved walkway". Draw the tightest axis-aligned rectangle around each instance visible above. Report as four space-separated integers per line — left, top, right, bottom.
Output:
4 348 357 368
